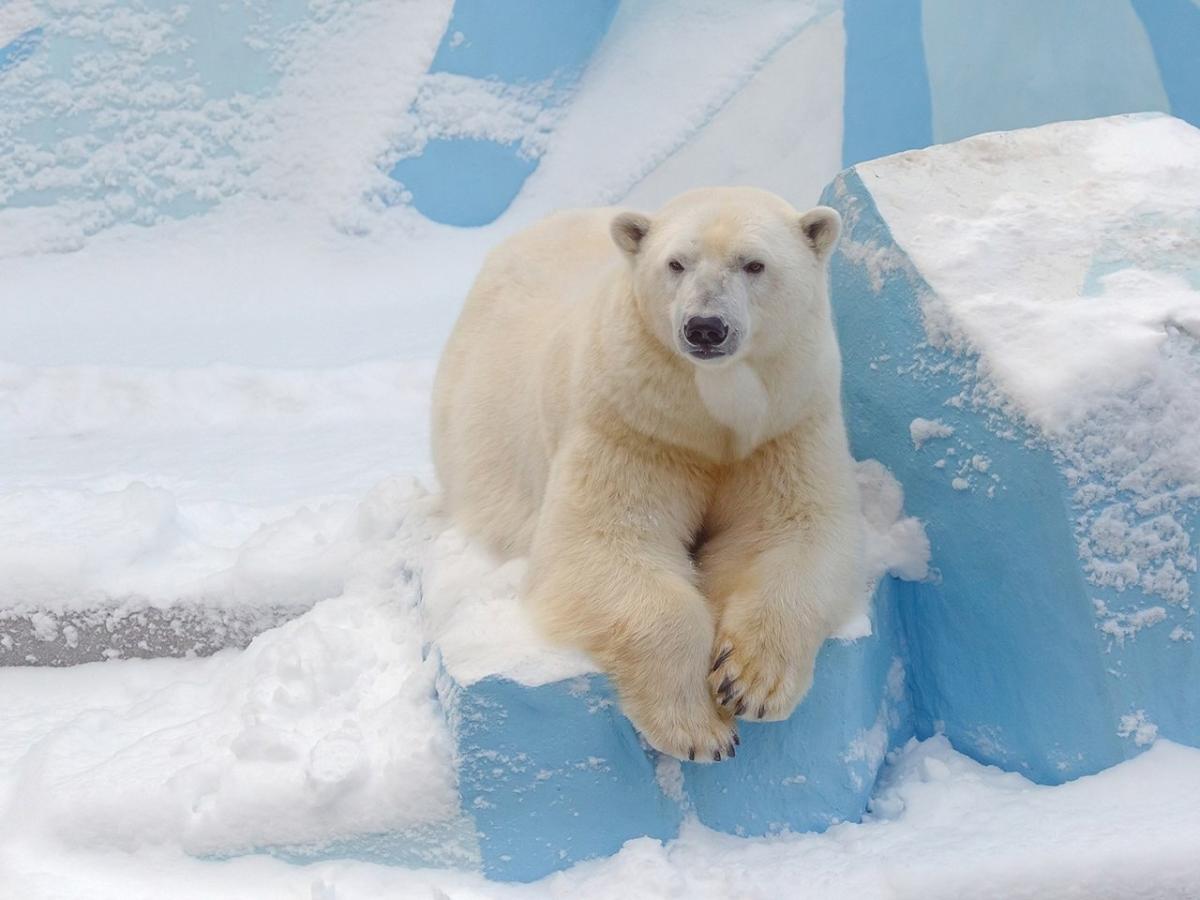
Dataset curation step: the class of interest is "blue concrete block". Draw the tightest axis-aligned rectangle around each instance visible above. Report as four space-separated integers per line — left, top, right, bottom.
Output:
434 577 917 881
921 0 1170 144
436 669 682 882
842 0 933 167
822 162 1200 784
1133 0 1200 129
684 576 914 835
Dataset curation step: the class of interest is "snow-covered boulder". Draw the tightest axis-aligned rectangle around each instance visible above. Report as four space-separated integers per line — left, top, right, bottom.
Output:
825 113 1200 784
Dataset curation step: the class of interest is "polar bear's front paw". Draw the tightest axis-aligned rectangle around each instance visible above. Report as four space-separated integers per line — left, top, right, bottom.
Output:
708 616 818 722
625 692 738 763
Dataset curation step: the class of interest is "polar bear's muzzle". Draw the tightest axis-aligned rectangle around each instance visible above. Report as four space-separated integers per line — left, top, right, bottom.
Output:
681 314 738 361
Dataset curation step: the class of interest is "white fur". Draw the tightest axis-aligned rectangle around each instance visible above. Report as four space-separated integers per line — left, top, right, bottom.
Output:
432 187 859 761
694 363 769 459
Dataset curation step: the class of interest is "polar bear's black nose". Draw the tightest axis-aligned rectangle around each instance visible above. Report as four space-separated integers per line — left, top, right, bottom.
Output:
683 316 729 348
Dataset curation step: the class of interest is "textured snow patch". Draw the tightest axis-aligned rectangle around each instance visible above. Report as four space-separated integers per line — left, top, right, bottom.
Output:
857 460 931 585
909 417 954 449
1118 710 1159 747
1093 599 1168 644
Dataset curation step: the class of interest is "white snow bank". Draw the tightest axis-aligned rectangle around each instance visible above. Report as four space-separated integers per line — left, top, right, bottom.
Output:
864 114 1200 607
0 480 465 862
0 358 437 616
2 730 1198 899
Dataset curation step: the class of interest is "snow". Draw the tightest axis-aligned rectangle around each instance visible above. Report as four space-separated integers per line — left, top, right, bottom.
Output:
0 482 467 864
856 460 931 586
1093 599 1168 644
1118 710 1160 748
866 115 1200 433
417 507 596 688
3 2 1198 894
864 114 1200 608
909 417 954 449
511 0 841 215
2 716 1199 899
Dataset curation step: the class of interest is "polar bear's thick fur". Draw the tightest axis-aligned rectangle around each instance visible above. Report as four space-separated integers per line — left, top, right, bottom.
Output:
432 187 861 762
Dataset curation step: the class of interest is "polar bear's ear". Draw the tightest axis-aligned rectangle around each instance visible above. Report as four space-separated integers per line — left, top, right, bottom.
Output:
611 211 652 256
798 207 842 260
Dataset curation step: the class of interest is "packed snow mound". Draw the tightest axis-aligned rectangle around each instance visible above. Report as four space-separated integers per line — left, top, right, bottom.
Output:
0 361 434 619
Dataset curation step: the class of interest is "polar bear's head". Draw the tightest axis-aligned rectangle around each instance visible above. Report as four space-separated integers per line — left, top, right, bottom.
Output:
611 187 840 367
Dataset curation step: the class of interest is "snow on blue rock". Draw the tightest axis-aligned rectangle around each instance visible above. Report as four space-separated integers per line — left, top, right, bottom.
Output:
824 113 1200 784
418 466 928 882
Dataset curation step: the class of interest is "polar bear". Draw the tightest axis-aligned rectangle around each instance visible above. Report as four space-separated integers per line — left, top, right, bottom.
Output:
432 187 861 762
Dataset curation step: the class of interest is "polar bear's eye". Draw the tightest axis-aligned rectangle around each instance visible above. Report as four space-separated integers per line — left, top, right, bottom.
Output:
668 259 685 273
743 261 765 275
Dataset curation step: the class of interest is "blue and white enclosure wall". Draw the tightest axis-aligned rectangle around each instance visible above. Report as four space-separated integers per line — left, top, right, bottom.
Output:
2 0 1199 238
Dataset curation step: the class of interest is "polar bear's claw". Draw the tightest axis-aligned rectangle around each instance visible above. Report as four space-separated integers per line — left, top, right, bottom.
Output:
711 647 733 673
709 627 816 723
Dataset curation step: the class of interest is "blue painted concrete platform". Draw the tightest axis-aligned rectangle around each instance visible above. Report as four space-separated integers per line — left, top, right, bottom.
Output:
434 577 915 882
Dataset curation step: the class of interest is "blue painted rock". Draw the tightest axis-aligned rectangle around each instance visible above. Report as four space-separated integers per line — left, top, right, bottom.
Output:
824 113 1200 784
